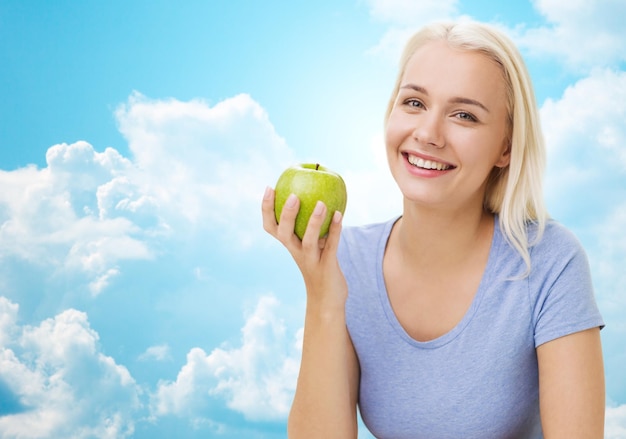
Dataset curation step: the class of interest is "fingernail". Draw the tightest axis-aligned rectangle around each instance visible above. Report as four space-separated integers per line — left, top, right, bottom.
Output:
263 186 272 200
313 200 325 216
333 211 342 223
286 193 298 208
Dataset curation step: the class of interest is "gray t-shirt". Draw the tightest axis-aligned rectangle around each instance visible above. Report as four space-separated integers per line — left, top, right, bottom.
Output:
338 216 604 439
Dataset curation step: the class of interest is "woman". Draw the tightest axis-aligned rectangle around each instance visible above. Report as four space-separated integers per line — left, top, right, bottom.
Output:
262 21 605 438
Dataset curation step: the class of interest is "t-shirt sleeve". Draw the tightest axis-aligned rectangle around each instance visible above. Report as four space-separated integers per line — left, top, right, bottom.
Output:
531 224 604 348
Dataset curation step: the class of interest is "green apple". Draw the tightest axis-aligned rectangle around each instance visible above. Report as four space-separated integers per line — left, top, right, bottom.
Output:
274 163 347 239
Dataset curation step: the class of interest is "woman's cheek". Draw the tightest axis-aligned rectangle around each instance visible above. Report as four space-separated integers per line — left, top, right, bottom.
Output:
385 113 408 150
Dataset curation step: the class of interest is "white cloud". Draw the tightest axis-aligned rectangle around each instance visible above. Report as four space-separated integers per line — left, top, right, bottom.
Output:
115 92 295 248
366 0 458 25
0 92 296 297
367 0 626 71
364 0 465 62
366 27 419 63
0 298 141 438
0 142 152 296
0 297 19 346
591 205 626 308
541 69 626 219
139 344 172 362
606 403 626 439
88 267 121 296
151 295 300 423
515 0 626 69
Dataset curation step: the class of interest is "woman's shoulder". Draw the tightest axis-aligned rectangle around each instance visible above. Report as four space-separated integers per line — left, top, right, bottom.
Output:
341 216 399 246
338 217 398 266
522 218 592 285
528 218 587 257
493 217 589 277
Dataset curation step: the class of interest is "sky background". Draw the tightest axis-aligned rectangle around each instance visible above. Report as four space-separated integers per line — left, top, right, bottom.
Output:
1 0 625 438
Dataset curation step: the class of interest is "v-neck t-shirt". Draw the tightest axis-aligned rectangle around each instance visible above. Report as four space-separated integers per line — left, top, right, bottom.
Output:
338 216 604 439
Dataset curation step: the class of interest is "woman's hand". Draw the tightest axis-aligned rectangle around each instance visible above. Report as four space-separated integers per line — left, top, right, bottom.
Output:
261 186 348 307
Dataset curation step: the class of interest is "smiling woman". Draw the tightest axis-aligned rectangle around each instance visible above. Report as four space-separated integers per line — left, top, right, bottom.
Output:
262 19 606 439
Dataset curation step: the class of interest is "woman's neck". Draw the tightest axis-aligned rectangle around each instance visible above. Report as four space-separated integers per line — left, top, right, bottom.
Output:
390 199 495 272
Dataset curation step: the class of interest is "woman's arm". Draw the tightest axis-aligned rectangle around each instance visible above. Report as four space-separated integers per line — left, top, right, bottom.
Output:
262 188 360 438
537 327 605 438
289 300 360 438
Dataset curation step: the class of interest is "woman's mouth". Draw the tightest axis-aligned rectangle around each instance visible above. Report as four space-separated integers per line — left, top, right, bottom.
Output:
405 153 454 171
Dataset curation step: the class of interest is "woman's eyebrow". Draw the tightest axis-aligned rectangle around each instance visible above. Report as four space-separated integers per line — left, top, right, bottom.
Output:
400 83 428 94
450 96 490 113
400 83 490 113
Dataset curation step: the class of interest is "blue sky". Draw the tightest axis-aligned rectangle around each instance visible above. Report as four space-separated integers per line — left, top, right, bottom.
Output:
1 0 625 437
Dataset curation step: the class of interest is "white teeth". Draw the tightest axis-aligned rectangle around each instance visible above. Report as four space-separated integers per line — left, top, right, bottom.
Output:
407 154 451 171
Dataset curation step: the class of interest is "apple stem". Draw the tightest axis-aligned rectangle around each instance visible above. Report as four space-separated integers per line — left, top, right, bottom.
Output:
315 163 320 170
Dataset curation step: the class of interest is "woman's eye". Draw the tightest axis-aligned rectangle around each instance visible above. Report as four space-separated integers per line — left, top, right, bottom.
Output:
404 99 424 108
456 112 477 122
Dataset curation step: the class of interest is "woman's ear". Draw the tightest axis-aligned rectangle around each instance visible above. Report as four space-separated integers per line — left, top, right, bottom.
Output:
495 139 511 168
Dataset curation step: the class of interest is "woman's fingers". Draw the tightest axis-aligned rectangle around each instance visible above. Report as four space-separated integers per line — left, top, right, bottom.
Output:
301 201 326 257
301 201 326 242
322 210 343 257
262 187 342 269
275 193 301 245
261 186 278 236
261 188 302 257
262 187 307 246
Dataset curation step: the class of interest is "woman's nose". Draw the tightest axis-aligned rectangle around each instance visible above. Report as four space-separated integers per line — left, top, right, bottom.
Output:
412 113 445 148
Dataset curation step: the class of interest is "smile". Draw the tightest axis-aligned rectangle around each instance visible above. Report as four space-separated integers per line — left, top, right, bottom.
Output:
405 153 453 171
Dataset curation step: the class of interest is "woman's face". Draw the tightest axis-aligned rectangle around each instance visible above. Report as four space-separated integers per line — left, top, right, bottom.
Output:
385 40 510 212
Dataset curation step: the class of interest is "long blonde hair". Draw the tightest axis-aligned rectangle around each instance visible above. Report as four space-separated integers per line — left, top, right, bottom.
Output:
386 21 548 273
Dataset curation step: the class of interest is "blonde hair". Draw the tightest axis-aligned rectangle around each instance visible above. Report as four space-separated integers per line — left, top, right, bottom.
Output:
386 21 548 273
